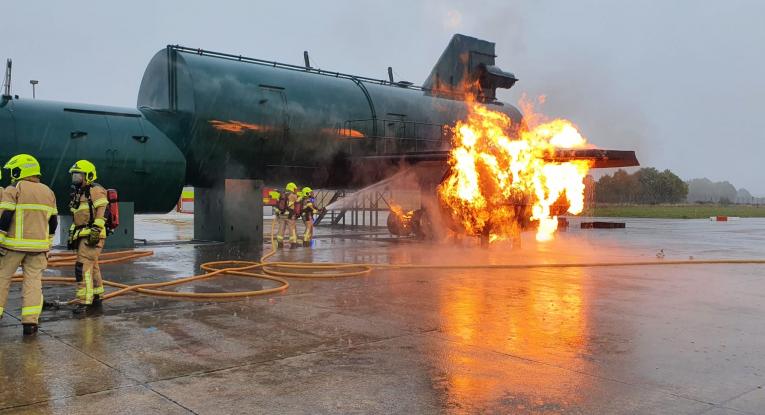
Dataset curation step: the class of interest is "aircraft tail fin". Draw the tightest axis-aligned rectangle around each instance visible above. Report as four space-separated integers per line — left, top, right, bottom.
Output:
423 34 517 102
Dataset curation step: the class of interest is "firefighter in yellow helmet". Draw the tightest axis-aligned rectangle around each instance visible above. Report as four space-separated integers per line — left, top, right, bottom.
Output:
67 160 109 314
274 182 299 248
298 187 321 247
0 154 58 336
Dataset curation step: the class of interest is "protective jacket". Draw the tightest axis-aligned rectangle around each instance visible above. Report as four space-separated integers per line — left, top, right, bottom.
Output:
275 191 298 217
301 197 319 221
70 184 108 240
0 179 58 252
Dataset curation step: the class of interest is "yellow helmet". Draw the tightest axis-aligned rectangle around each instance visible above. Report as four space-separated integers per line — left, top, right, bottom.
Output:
301 187 313 197
69 159 97 184
4 154 41 182
285 182 298 192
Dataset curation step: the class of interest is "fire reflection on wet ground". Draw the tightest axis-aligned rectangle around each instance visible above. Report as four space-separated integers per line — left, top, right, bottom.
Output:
2 216 765 413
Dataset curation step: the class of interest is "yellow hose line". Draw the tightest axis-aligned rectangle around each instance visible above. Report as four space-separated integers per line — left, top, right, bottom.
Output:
9 219 765 303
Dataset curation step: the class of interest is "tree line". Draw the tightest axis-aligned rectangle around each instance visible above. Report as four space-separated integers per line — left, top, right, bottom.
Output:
685 178 744 204
594 168 688 204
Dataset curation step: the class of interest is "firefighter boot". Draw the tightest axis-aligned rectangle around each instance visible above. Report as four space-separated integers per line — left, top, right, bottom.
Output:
277 241 284 249
303 240 311 248
72 304 88 315
23 324 38 336
92 294 103 307
73 302 103 316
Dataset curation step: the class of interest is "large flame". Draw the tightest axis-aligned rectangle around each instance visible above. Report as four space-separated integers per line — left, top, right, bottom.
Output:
438 99 591 242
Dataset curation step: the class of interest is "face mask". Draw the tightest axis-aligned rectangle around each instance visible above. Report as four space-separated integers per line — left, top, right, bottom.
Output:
72 173 84 186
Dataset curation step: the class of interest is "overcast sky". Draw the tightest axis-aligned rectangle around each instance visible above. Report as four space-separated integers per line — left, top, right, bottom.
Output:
4 1 764 193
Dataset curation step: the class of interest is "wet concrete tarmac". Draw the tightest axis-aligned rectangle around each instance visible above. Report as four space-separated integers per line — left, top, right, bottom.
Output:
1 214 765 414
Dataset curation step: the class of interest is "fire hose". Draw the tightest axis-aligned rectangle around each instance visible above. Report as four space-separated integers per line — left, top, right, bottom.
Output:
8 220 765 305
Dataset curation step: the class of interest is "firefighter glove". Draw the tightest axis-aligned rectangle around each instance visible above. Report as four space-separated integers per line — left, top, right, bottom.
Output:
86 227 101 246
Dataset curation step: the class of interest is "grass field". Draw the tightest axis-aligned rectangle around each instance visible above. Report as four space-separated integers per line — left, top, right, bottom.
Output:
588 204 765 219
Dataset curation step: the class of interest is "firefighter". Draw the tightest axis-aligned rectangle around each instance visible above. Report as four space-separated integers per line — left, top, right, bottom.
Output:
67 160 108 313
299 187 320 247
0 154 58 336
274 182 299 248
289 189 304 247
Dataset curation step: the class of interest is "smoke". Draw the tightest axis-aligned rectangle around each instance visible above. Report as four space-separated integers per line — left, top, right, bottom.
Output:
485 3 649 169
421 1 649 187
423 0 765 194
503 62 649 183
7 0 765 193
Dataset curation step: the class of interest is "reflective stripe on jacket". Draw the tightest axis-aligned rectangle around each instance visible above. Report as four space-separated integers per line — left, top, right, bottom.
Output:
0 180 58 252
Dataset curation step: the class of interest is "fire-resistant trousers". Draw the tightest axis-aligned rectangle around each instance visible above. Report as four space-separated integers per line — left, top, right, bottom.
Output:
75 239 105 305
276 215 297 245
0 249 46 325
302 219 314 243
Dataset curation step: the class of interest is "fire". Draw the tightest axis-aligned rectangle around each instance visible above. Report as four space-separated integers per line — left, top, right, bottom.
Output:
390 203 414 221
338 128 366 138
387 203 418 237
437 99 591 242
209 120 268 134
319 127 366 138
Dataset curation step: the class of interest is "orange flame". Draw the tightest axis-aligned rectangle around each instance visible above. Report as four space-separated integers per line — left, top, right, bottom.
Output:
340 128 366 138
209 120 268 134
438 98 591 242
320 127 366 138
390 203 414 221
